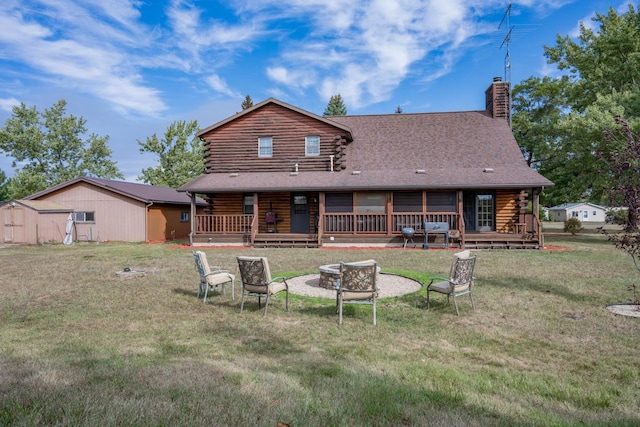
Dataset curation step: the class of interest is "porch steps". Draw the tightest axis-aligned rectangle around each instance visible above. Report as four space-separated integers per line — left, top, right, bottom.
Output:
253 233 320 248
463 233 540 250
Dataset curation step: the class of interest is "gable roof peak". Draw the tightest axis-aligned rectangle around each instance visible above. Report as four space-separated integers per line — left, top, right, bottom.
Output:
196 97 353 139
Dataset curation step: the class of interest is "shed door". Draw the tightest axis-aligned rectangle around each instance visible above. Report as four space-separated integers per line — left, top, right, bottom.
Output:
3 208 13 242
291 194 310 233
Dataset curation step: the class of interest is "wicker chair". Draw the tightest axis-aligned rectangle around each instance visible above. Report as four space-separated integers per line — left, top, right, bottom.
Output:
427 250 477 315
336 260 379 325
193 251 235 303
236 256 289 316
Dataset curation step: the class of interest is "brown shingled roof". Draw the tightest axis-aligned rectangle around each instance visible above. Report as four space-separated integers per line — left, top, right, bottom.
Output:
180 104 552 193
12 199 72 212
26 177 206 205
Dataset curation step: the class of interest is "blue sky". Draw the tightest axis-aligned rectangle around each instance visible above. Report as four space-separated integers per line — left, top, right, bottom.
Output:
0 0 630 182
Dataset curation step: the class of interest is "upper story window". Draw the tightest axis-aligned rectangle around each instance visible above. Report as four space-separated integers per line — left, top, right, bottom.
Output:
258 136 273 157
305 135 320 156
74 211 95 223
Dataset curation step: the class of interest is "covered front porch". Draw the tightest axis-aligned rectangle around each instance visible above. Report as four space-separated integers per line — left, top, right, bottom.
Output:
187 189 544 249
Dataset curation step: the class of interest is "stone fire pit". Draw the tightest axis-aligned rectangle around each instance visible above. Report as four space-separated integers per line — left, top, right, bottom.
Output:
318 261 381 289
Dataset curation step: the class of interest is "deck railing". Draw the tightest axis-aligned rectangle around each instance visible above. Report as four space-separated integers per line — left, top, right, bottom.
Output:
323 212 459 234
194 212 459 235
324 213 388 233
195 214 253 234
393 212 458 232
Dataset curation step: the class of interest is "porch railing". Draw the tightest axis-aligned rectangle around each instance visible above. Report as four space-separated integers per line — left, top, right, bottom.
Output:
195 214 253 234
323 213 387 233
194 212 460 235
393 212 458 232
323 212 459 234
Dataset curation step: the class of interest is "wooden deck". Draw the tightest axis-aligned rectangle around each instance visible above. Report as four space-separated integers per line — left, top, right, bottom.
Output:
463 232 540 249
192 231 541 249
253 233 319 248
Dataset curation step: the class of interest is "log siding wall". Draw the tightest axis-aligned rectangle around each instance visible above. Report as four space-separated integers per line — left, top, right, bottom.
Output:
200 104 349 173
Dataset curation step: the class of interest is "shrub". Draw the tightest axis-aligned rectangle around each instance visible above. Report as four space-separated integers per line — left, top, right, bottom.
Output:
605 209 628 225
564 218 583 235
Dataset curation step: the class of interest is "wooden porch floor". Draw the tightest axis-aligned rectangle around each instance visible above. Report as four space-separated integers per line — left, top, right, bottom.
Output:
463 232 540 249
192 231 541 249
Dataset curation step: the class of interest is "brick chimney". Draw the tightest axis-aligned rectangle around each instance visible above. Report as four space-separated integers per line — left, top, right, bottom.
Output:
485 77 511 124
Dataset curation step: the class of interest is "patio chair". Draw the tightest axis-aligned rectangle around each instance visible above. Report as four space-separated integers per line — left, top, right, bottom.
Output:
193 251 236 303
236 256 289 316
336 260 379 325
427 250 476 315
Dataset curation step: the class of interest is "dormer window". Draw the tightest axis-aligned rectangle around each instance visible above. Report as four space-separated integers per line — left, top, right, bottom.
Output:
305 135 320 156
258 136 273 157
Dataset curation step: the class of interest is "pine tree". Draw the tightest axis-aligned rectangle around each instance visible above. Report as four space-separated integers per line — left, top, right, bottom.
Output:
323 94 347 116
241 95 254 110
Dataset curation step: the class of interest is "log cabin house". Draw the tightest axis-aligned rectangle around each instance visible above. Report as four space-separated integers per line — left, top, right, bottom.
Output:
179 78 553 249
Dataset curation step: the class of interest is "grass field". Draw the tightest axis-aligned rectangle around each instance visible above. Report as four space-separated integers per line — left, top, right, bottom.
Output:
1 234 639 426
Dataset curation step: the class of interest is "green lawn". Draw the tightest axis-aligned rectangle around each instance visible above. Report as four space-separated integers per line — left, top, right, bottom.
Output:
1 235 638 426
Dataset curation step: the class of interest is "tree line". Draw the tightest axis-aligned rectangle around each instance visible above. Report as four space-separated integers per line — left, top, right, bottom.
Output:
1 4 638 210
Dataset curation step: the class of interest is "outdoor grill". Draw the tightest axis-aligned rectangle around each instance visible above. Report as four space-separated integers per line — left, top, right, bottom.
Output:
401 227 416 249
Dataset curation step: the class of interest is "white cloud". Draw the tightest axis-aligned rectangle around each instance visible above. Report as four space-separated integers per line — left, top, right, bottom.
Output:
261 1 468 107
167 0 266 61
0 97 20 112
266 66 316 90
205 74 241 98
0 1 166 116
0 0 580 119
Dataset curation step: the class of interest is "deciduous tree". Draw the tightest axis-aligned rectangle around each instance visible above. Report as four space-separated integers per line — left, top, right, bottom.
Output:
138 120 203 188
0 169 8 201
0 99 122 199
600 117 640 304
512 4 640 206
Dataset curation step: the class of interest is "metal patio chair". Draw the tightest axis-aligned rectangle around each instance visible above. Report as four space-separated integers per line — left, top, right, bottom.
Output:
193 251 235 303
427 250 477 315
236 256 289 316
336 260 379 325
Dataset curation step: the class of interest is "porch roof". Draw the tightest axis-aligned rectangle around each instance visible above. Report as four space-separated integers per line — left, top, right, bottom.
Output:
180 166 552 193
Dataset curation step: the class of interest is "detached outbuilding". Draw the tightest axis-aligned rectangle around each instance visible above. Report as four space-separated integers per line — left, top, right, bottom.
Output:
0 199 72 244
20 176 205 243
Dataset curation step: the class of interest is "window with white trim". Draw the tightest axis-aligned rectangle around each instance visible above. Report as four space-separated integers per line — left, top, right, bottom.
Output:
180 211 189 222
258 136 273 157
74 211 95 223
305 135 320 156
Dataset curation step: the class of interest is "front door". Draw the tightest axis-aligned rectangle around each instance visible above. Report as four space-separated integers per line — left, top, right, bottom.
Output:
476 193 495 231
291 194 310 233
463 192 495 231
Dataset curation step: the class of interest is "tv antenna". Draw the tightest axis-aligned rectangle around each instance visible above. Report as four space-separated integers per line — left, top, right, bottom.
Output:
498 1 514 127
499 1 513 84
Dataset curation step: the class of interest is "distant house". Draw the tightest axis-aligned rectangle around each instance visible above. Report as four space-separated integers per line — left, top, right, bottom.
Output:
547 202 608 222
0 199 72 244
11 176 206 243
180 78 553 249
